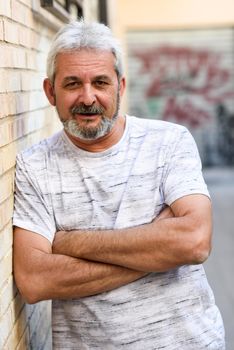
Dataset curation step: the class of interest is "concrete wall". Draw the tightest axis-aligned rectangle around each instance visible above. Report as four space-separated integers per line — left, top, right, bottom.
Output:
0 1 100 349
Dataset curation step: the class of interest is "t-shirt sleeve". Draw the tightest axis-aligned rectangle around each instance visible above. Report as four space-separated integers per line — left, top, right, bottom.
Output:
13 154 56 243
163 126 210 205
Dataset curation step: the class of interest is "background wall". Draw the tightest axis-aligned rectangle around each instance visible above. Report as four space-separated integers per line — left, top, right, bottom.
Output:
112 0 234 167
127 27 234 166
0 1 101 349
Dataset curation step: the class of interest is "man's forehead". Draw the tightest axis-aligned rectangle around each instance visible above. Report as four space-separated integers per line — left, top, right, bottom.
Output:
54 50 117 79
56 49 115 63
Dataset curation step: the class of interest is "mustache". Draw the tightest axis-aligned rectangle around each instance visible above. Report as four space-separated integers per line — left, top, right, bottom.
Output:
71 104 105 116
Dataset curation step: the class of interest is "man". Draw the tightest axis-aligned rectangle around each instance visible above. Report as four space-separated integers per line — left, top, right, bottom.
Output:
13 21 225 349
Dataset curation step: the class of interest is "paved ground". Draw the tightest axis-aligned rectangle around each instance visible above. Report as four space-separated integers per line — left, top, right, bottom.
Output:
204 167 234 350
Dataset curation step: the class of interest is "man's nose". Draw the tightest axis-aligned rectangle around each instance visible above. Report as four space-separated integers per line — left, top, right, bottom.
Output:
78 84 96 106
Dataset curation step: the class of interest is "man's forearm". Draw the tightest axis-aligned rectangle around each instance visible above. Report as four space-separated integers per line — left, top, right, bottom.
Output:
15 249 146 303
53 195 212 272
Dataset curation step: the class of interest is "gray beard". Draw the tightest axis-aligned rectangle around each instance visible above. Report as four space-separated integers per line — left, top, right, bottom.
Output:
62 113 118 140
59 91 120 141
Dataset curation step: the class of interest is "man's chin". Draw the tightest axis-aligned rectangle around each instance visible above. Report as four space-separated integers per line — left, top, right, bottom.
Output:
62 113 119 141
64 124 109 141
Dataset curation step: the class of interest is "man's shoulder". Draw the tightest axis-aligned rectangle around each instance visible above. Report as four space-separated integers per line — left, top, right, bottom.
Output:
16 130 63 167
127 115 187 137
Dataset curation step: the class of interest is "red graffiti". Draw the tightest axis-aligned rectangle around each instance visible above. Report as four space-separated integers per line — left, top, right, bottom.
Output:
133 45 234 127
163 97 210 127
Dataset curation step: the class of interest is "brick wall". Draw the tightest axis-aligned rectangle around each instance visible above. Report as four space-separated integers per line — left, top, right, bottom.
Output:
0 1 75 349
0 0 103 347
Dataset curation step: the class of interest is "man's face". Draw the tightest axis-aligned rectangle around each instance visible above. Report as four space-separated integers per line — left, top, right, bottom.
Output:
45 49 125 141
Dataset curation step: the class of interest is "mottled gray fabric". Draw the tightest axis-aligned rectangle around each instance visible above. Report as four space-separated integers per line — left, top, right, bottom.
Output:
13 116 225 349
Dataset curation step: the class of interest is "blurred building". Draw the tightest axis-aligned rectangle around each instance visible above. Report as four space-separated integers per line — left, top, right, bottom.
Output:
112 0 234 167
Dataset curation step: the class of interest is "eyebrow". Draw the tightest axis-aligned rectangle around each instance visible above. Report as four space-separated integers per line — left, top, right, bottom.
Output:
93 75 111 82
62 75 112 84
62 76 81 83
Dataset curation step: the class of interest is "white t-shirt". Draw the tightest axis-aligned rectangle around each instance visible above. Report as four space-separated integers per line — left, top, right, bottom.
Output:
13 116 225 349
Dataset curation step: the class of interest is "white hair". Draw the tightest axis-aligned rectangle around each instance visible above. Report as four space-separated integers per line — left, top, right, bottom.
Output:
46 20 124 83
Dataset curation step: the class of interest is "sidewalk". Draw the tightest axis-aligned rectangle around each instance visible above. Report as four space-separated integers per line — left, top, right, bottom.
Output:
204 167 234 350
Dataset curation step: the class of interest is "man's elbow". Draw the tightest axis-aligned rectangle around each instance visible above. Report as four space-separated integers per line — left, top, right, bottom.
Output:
14 271 44 304
189 229 212 264
191 244 211 264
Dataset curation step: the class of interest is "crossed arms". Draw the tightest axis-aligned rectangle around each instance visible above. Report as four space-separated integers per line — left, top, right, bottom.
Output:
13 194 212 304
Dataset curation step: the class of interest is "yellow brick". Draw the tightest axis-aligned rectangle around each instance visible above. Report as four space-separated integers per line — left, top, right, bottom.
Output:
0 196 14 231
0 111 50 147
18 0 32 7
0 93 18 118
26 50 38 70
0 171 13 203
3 19 19 45
0 43 9 68
0 220 13 261
0 44 27 69
18 26 32 48
0 306 12 349
11 1 34 29
0 110 60 171
0 94 9 118
0 91 49 117
21 70 44 91
16 327 30 350
11 292 25 325
0 276 16 319
8 72 21 92
0 143 16 177
0 249 12 290
15 91 48 114
0 1 11 18
0 20 4 41
31 30 41 51
0 70 21 93
3 306 28 350
0 119 13 148
0 69 6 92
11 47 27 69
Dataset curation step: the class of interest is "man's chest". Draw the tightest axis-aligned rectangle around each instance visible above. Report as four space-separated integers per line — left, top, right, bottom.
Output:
46 148 166 230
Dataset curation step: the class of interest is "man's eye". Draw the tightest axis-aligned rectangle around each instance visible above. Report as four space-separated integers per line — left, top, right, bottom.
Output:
65 82 80 88
95 81 108 87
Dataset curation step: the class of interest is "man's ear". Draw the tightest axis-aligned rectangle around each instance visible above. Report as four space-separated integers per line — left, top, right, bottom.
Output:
119 76 126 97
43 78 56 106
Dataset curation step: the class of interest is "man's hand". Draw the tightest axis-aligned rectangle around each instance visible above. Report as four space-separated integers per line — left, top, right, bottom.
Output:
53 230 69 254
